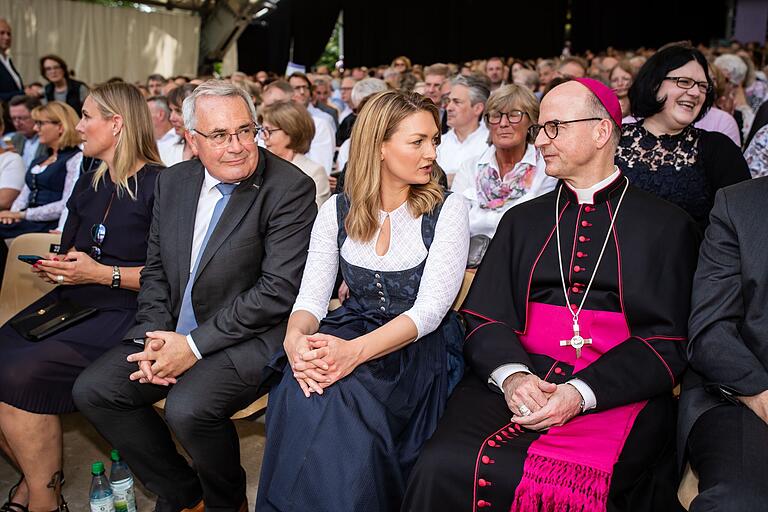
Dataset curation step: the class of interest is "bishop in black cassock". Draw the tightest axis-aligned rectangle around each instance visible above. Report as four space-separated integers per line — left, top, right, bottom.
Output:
403 79 700 512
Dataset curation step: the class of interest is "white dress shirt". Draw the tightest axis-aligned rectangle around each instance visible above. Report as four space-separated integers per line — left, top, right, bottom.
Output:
436 123 490 176
487 170 623 411
293 193 470 339
306 115 335 175
157 135 185 168
184 169 233 359
451 144 557 237
157 127 177 146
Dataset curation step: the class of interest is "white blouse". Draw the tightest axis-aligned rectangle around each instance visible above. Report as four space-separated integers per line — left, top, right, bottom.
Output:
293 192 470 339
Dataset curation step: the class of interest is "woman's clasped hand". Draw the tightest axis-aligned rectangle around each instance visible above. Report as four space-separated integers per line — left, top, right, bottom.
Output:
287 332 365 396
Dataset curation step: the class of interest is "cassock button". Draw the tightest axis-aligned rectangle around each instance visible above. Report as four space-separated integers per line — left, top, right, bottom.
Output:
554 367 563 375
584 206 594 212
578 236 590 243
380 307 386 312
576 251 586 258
376 283 382 288
478 478 492 487
477 500 491 508
570 304 578 312
573 265 582 272
378 291 384 296
488 440 498 447
571 286 580 293
581 221 592 227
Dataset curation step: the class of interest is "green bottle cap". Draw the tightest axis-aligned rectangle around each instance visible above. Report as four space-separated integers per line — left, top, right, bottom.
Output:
92 461 105 475
110 449 120 462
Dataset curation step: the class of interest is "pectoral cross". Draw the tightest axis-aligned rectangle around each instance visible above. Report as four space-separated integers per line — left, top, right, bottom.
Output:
560 320 592 358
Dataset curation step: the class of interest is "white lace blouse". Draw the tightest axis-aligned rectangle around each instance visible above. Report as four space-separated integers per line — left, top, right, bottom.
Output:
292 192 470 339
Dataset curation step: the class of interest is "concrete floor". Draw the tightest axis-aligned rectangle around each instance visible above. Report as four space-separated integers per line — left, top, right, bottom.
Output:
0 412 266 511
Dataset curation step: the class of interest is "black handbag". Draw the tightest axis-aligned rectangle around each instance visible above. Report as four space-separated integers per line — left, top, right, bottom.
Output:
10 300 98 342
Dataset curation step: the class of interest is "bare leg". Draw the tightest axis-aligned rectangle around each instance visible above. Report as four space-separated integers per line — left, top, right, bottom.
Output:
0 403 62 511
0 424 29 505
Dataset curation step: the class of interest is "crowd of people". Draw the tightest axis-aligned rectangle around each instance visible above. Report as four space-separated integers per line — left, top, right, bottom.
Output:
0 12 767 512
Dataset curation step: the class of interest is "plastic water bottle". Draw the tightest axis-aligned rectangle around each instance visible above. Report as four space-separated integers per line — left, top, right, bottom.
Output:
89 461 115 512
109 449 137 512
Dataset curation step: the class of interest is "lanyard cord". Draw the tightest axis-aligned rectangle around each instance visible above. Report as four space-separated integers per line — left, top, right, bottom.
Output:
555 177 630 323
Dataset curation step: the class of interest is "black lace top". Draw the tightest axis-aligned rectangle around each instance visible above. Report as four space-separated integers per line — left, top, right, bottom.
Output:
615 122 751 229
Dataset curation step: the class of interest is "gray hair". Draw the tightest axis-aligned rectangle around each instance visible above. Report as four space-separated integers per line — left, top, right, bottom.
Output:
146 95 170 116
450 75 490 106
182 79 257 131
351 78 388 108
514 68 539 90
714 54 748 86
537 59 556 71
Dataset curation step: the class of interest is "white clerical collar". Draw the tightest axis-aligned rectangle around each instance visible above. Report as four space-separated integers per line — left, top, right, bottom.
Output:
568 168 621 205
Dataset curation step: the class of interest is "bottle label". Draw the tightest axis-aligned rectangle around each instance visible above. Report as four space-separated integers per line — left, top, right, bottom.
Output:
111 478 137 512
90 496 116 512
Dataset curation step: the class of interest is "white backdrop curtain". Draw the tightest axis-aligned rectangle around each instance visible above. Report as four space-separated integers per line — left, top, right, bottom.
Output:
1 0 201 86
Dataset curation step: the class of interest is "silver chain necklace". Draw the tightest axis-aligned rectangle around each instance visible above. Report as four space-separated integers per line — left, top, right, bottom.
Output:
554 177 629 358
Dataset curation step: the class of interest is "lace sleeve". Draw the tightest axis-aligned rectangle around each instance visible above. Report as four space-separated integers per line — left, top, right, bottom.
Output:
24 153 82 222
10 185 30 212
291 195 340 322
403 193 470 338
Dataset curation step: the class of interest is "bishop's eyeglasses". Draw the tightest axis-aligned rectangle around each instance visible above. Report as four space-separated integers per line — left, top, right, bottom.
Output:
528 118 602 140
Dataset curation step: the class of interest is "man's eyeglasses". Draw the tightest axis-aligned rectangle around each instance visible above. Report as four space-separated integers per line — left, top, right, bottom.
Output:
486 111 528 125
528 117 603 140
663 76 712 94
193 125 259 148
10 116 31 123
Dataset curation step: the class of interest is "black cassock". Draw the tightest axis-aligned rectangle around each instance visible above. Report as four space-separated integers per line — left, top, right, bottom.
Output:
403 174 700 512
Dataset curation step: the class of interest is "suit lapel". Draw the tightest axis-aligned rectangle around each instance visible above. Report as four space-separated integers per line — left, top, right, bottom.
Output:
193 151 266 282
178 162 205 291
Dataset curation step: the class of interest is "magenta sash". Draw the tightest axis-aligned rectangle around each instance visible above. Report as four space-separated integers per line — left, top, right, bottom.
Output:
511 302 646 512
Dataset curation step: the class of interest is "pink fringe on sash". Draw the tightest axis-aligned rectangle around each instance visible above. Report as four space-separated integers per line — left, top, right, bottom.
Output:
510 454 611 512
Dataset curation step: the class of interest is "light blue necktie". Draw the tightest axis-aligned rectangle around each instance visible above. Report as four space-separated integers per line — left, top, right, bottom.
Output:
176 183 237 335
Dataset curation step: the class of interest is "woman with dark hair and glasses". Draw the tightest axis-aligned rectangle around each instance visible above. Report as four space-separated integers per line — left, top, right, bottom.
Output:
0 82 162 512
615 42 750 229
40 55 89 115
451 84 556 239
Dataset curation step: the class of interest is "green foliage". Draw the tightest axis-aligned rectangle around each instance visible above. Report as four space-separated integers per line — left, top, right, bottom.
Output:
315 20 341 70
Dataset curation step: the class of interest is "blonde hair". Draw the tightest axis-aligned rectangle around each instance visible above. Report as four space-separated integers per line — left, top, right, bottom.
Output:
345 90 444 242
31 101 81 148
258 101 315 154
88 82 163 198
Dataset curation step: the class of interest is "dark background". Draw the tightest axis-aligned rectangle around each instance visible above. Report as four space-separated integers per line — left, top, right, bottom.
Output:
237 0 729 73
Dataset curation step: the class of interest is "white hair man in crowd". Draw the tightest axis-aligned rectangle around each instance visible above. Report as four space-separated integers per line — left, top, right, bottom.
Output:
437 75 491 184
147 96 178 167
714 53 754 140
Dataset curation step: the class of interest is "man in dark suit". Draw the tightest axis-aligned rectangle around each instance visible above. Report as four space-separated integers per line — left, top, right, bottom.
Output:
679 177 768 510
73 81 317 512
0 18 23 103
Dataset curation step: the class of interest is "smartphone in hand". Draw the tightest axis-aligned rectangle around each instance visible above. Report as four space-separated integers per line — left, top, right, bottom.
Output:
17 255 45 265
